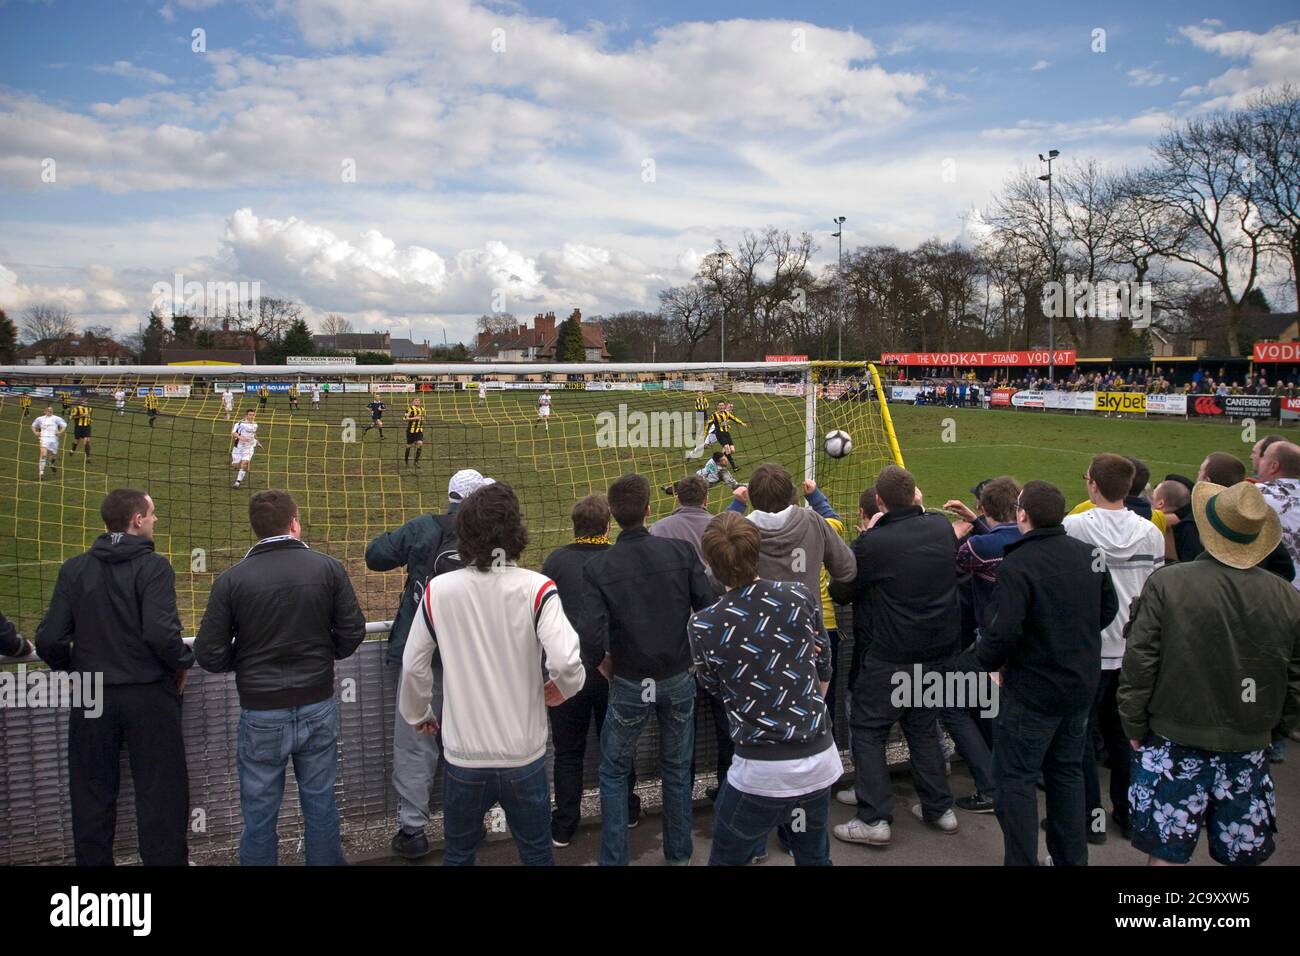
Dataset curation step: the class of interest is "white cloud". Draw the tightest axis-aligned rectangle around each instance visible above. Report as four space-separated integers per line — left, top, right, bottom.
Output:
93 60 173 86
1178 21 1300 109
1030 59 1050 71
1127 67 1177 87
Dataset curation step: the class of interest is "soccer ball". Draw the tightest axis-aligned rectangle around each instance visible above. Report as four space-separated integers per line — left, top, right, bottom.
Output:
823 429 852 459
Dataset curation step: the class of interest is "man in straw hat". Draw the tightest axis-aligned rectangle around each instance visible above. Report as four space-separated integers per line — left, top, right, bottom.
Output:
1118 480 1300 866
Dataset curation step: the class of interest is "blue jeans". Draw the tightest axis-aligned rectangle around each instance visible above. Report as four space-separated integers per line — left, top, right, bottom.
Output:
441 755 553 866
598 671 696 866
709 781 832 866
237 697 346 866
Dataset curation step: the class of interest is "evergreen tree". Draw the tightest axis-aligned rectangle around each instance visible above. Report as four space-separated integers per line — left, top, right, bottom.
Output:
141 311 168 364
559 315 586 362
0 309 16 364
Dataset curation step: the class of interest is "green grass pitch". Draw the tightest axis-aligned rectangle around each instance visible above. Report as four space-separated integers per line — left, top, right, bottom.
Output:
0 387 1266 640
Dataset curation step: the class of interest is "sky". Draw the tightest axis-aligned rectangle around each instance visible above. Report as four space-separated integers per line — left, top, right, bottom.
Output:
1 0 1298 346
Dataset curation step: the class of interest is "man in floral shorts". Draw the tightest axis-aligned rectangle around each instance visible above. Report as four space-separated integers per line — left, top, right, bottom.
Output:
1119 479 1300 865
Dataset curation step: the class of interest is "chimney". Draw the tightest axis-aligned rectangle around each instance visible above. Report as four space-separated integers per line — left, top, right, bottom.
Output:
477 330 491 347
536 312 556 338
222 318 230 332
570 308 581 324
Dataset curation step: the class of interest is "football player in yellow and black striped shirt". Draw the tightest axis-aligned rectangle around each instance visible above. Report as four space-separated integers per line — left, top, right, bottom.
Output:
258 384 270 408
403 398 425 466
70 402 94 460
145 391 159 427
715 402 746 470
19 394 32 417
288 383 300 409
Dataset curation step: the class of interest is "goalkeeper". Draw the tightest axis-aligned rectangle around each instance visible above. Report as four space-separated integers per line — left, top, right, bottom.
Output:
662 451 737 496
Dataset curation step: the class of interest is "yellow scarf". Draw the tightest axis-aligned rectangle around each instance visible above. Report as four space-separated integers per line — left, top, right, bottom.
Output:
573 535 611 545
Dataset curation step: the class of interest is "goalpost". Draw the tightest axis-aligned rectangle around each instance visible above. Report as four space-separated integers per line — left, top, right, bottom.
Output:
0 361 902 641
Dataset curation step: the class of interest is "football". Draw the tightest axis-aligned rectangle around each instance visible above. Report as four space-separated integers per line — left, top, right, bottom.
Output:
823 429 852 459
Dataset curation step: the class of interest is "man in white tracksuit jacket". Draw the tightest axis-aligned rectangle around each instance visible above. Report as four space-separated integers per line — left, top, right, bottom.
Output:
400 482 584 865
1063 453 1164 844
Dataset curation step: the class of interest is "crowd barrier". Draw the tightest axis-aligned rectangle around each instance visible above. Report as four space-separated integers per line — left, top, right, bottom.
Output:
0 624 878 865
887 385 1300 421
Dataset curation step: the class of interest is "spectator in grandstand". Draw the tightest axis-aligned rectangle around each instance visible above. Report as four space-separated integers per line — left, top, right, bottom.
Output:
1119 480 1300 866
958 481 1118 866
36 488 194 866
0 610 33 659
364 468 494 860
399 483 584 866
542 495 640 847
691 512 840 866
649 474 713 562
195 489 365 866
830 465 960 847
1064 454 1165 844
582 473 715 866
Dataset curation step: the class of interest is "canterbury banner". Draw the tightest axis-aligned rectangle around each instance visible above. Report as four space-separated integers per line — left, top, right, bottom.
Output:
1190 394 1280 417
879 350 1077 367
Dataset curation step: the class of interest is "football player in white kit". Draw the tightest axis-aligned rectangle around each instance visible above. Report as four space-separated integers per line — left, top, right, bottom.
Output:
222 388 235 420
311 383 321 410
114 388 126 416
535 388 551 431
31 405 67 480
478 380 487 403
230 410 262 488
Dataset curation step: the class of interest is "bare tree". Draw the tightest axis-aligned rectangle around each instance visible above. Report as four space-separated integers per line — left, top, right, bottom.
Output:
20 305 77 361
226 297 303 352
1148 113 1267 354
319 312 354 335
1233 85 1300 309
659 281 716 360
475 313 520 336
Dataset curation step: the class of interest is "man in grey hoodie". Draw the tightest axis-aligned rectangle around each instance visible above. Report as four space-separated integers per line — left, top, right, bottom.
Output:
727 463 856 603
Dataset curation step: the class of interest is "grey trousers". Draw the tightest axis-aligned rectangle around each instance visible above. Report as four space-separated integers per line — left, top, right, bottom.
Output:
392 666 443 832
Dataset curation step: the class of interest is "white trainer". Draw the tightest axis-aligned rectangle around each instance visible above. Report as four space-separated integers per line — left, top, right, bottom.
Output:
835 788 858 806
833 817 891 846
911 804 959 834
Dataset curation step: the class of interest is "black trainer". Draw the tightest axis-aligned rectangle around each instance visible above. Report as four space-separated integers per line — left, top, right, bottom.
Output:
954 792 995 813
390 827 432 860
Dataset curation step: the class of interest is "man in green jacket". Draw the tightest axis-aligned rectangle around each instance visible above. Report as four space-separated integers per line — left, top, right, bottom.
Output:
365 468 495 859
1119 480 1300 866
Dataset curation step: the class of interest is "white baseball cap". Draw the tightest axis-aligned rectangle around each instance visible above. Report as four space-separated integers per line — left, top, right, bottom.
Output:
448 468 495 502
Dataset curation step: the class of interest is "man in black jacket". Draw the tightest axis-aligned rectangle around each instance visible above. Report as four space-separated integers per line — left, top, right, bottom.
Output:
958 481 1119 866
364 467 495 859
1 610 33 659
36 488 194 866
541 493 639 847
582 473 715 866
195 489 365 866
830 465 959 848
